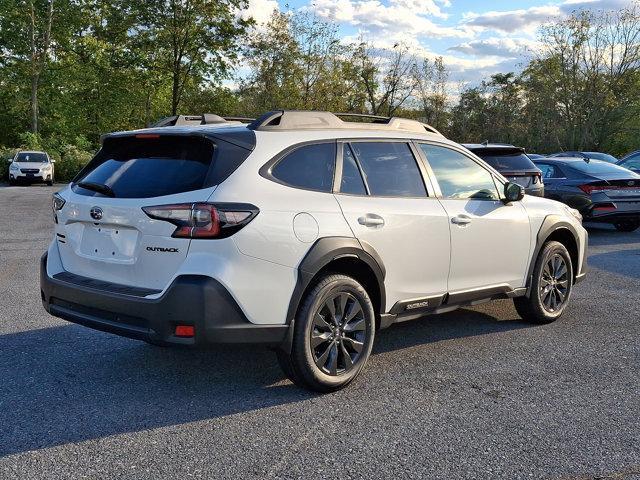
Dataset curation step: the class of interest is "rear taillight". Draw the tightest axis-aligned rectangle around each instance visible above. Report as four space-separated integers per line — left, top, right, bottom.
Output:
52 193 65 223
580 184 638 194
142 203 258 239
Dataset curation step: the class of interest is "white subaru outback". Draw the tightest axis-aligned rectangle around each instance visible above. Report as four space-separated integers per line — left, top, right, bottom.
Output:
40 111 587 392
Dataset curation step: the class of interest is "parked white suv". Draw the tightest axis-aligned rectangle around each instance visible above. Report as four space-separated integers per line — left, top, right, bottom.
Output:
9 150 55 185
40 111 588 391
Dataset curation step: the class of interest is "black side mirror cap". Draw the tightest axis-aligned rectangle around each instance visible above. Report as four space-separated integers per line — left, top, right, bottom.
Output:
504 182 525 203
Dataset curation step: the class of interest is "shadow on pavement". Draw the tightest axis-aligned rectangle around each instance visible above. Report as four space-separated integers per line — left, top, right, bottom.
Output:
0 308 530 457
585 224 640 247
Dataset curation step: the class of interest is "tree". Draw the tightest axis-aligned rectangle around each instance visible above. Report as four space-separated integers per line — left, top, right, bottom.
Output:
414 56 449 131
134 0 251 115
0 0 57 134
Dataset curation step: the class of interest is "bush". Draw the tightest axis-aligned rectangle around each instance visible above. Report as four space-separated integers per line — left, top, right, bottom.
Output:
55 145 93 182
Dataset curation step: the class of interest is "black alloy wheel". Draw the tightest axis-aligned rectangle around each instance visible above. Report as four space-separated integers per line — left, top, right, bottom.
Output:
539 253 569 313
310 291 366 376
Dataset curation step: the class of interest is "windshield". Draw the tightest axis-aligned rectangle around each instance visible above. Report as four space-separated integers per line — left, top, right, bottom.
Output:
474 153 537 171
15 152 47 163
585 152 617 163
568 160 637 175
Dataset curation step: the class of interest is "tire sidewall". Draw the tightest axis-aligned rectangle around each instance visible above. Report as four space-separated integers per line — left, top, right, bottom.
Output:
295 275 375 390
531 242 573 320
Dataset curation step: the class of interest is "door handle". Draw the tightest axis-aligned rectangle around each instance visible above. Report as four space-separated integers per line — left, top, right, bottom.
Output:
451 215 472 225
358 214 385 227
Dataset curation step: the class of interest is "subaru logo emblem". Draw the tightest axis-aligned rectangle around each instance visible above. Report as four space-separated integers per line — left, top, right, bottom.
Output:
90 206 103 220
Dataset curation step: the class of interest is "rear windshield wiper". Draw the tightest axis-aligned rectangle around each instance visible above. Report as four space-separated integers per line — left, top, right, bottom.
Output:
77 181 116 198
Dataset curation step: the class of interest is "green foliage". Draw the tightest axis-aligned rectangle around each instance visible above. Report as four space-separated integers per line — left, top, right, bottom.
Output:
0 0 639 173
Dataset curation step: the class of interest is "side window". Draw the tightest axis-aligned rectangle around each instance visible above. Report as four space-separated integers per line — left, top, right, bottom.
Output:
622 158 640 170
350 142 427 197
271 143 336 192
340 144 367 195
537 163 554 178
419 144 499 200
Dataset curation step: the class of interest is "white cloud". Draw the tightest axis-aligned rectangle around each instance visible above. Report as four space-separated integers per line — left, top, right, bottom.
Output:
310 0 470 39
463 0 635 33
240 0 279 26
448 38 540 58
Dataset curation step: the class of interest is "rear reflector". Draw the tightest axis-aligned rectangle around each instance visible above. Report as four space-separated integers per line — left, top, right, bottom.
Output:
593 203 617 212
175 325 195 337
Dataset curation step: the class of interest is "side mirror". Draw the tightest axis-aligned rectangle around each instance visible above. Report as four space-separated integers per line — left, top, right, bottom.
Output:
504 182 525 203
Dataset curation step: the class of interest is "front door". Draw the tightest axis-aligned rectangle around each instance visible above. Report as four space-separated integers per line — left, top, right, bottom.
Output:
417 143 531 293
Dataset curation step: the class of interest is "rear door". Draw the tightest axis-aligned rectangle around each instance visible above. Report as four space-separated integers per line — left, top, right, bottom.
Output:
417 143 531 292
334 141 451 308
55 135 219 290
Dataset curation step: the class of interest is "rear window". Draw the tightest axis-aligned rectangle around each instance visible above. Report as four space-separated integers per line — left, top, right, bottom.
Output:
73 136 215 198
585 152 618 163
568 160 637 175
474 152 536 171
16 152 47 163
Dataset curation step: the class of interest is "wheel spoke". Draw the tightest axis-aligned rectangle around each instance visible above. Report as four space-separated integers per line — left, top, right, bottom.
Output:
337 294 348 320
556 262 567 279
325 297 336 320
327 343 338 375
555 287 565 302
342 336 364 353
313 312 332 331
343 317 365 333
557 279 568 288
315 342 332 369
344 300 363 322
311 331 332 348
339 341 353 369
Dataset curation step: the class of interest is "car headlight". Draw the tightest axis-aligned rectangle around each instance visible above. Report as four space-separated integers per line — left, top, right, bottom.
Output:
9 163 18 170
564 205 582 222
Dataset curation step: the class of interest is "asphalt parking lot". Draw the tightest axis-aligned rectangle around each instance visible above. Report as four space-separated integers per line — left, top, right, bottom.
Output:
0 185 638 479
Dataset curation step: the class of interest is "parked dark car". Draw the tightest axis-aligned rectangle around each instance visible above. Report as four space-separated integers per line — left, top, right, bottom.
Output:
527 153 546 160
463 143 544 196
618 151 640 174
549 151 618 163
533 157 640 232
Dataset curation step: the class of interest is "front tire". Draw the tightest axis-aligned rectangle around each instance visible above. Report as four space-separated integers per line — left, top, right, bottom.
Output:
614 220 639 232
514 240 573 324
277 274 376 392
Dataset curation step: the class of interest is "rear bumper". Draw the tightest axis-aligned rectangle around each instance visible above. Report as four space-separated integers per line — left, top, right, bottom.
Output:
10 173 51 182
40 253 288 346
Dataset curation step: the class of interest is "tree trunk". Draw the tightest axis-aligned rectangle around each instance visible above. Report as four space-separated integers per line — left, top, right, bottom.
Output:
30 73 39 134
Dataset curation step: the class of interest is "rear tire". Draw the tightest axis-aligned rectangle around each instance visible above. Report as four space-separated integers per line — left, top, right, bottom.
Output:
514 240 573 324
614 220 639 232
277 274 375 392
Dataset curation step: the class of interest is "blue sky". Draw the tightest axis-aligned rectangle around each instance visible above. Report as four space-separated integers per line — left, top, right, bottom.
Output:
242 0 634 84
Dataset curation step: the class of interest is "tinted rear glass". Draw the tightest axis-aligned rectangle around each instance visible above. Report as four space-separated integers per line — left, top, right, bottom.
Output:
351 142 426 197
271 143 336 192
568 160 638 175
16 152 47 163
474 152 536 171
585 152 617 163
73 136 215 198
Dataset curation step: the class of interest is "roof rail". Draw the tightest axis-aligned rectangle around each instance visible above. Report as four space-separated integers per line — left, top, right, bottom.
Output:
151 114 254 128
247 110 443 136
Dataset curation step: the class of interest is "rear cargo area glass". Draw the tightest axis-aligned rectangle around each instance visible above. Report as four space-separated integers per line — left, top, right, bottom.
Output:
74 136 215 198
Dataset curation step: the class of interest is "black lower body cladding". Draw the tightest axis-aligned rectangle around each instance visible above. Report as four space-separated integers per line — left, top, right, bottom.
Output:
40 253 287 346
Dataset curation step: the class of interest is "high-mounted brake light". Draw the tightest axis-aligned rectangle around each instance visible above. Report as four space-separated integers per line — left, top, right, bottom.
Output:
135 134 160 139
142 203 258 239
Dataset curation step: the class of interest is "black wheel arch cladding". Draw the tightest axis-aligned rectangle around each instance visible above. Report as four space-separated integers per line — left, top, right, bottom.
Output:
285 237 386 326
